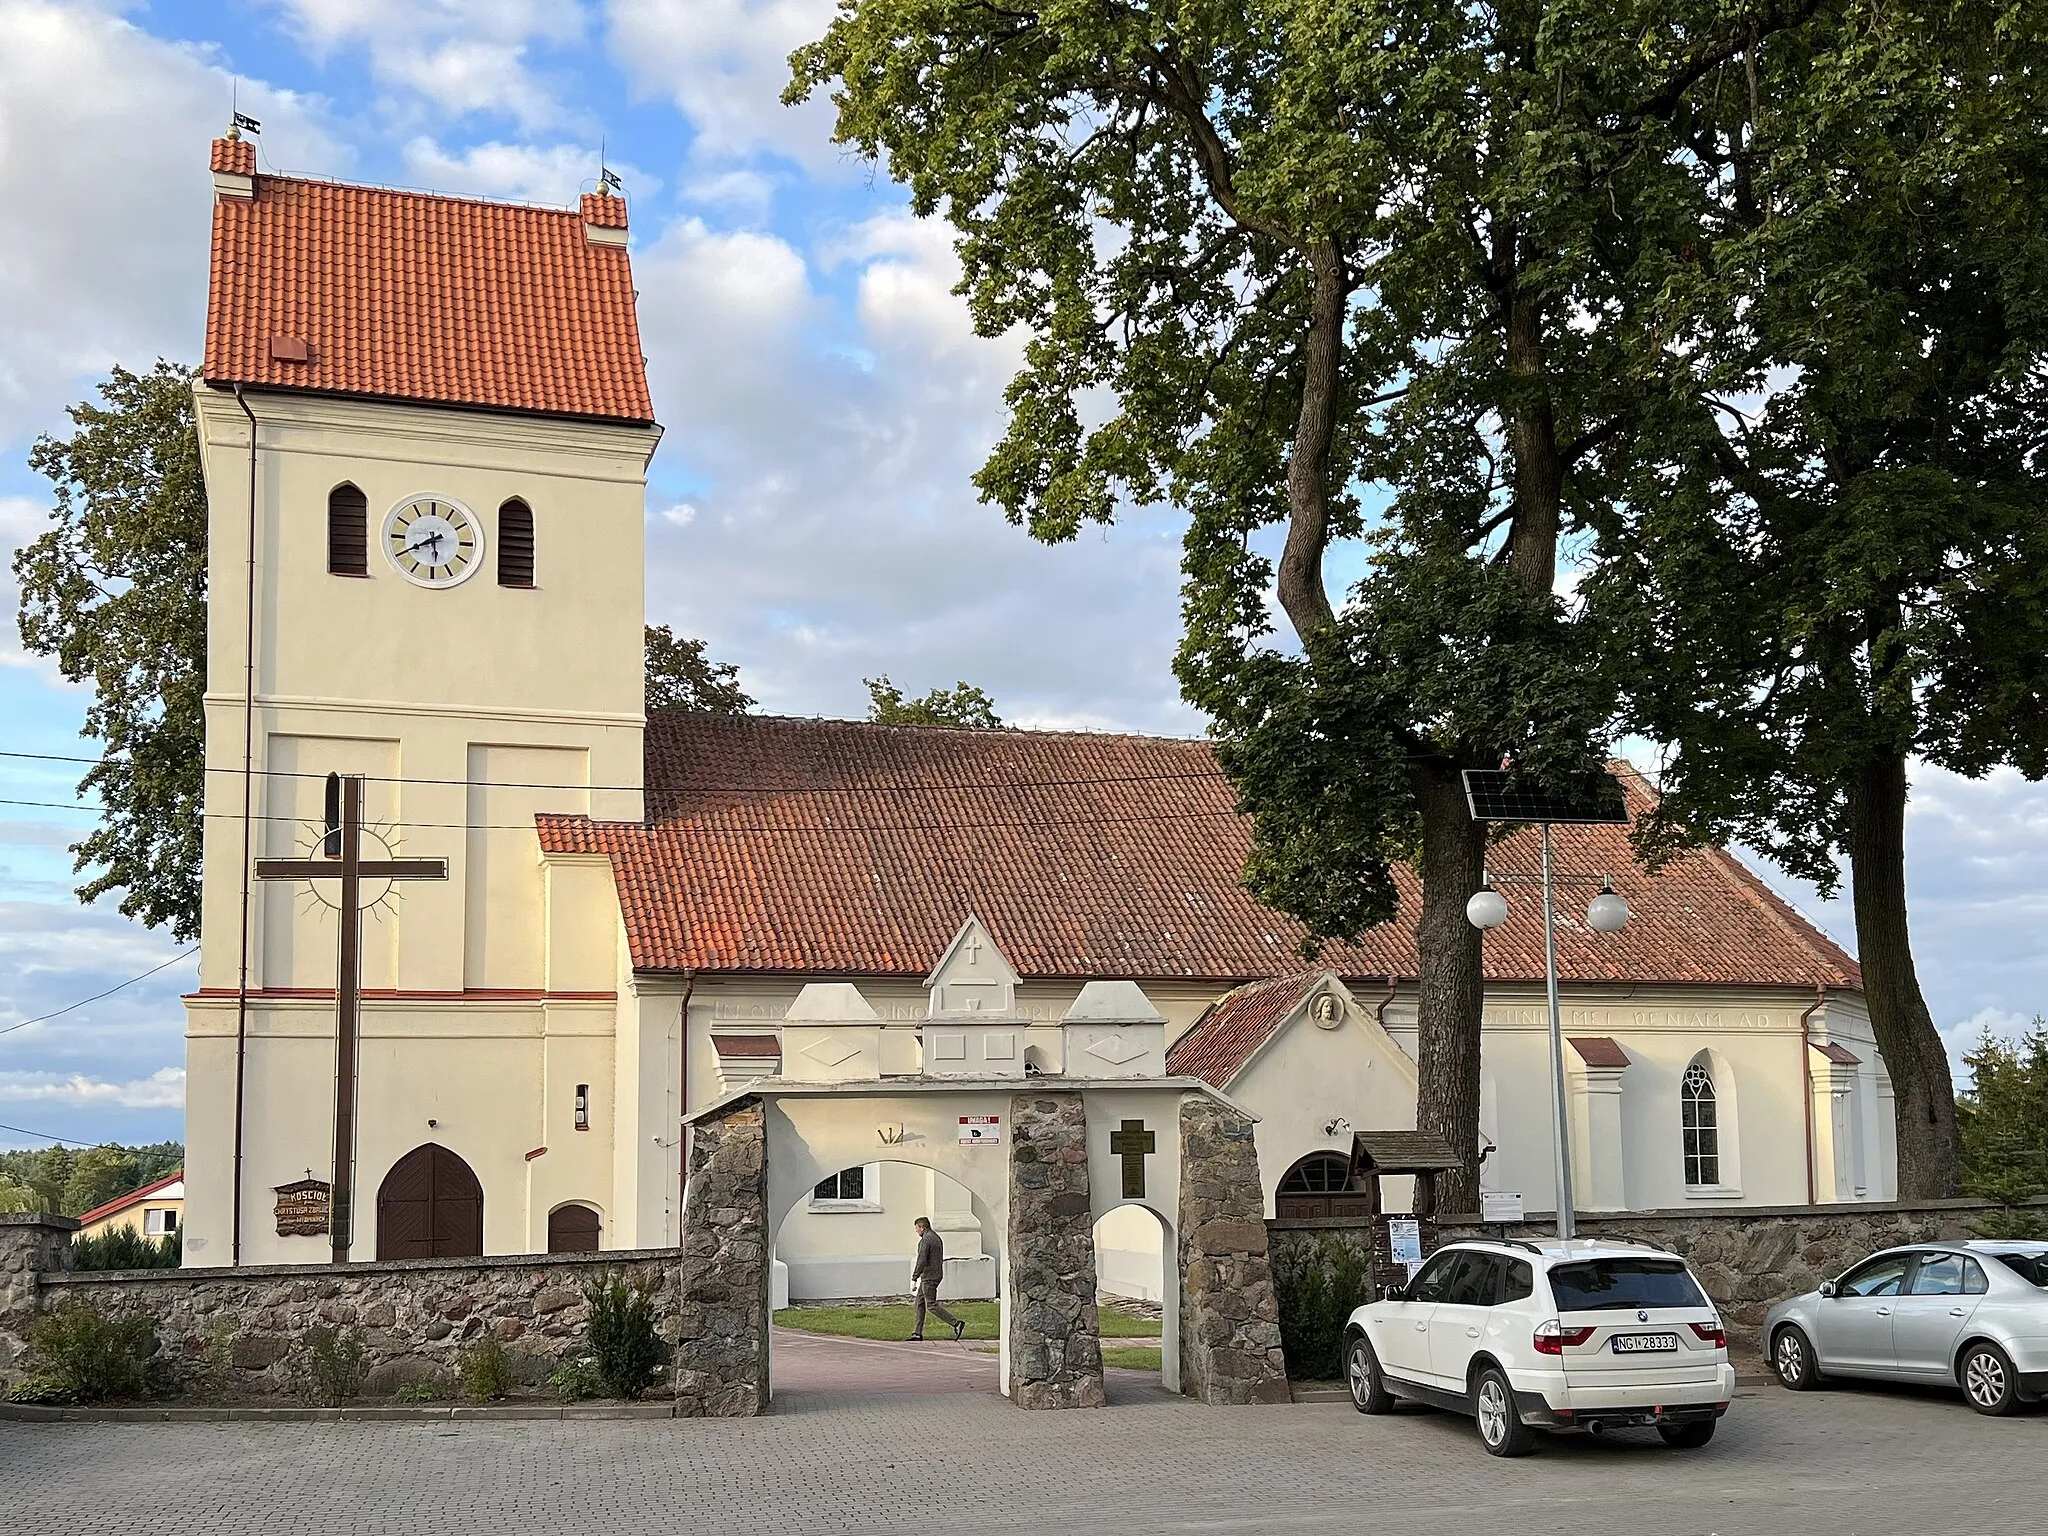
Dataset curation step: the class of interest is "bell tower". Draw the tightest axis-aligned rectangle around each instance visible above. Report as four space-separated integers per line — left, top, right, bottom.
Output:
182 133 659 1266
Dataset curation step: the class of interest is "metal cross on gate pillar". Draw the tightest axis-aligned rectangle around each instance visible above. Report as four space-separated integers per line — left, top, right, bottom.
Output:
1110 1119 1155 1199
256 774 446 1262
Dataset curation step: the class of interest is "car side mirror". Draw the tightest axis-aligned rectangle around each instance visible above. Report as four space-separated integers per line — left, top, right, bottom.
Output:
1818 1281 1838 1299
1383 1281 1408 1302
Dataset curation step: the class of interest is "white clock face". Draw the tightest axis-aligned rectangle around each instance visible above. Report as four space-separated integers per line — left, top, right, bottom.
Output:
383 495 484 588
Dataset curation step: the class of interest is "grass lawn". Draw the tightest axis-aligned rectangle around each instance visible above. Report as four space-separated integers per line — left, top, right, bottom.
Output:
774 1301 1161 1342
1101 1347 1163 1372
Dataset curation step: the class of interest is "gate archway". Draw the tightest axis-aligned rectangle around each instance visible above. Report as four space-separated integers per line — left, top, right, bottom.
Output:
375 1142 483 1259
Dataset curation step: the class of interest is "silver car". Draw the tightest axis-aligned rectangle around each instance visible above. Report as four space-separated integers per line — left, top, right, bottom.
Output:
1764 1240 2048 1415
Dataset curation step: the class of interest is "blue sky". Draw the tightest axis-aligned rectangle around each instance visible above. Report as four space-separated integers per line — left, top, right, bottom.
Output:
0 0 2041 1154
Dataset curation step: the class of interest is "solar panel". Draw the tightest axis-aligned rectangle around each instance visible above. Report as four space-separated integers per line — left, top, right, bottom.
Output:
1462 768 1629 825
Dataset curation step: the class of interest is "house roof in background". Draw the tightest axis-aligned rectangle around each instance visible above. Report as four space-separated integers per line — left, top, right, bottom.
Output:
537 714 1861 991
203 141 653 423
74 1172 184 1228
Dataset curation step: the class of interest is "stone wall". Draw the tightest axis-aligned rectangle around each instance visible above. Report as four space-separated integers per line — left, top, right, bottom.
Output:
1176 1099 1289 1405
672 1098 770 1417
4 1218 680 1400
1007 1092 1104 1409
0 1214 77 1384
1436 1198 2026 1358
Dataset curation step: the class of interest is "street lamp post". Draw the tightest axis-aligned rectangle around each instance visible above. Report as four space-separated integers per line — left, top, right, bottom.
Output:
1462 769 1633 1243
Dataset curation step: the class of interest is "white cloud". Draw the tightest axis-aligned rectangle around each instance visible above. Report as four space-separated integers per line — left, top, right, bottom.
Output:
0 1066 184 1109
0 0 343 456
399 136 655 206
604 0 840 168
629 204 1192 730
261 0 586 129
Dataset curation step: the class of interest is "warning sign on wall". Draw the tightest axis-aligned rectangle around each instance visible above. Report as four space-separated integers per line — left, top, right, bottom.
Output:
959 1116 1003 1145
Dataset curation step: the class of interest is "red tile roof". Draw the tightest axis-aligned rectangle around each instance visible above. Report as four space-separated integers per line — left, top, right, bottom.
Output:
1165 973 1325 1087
538 715 1861 995
1812 1040 1862 1065
203 142 653 423
74 1171 183 1228
1568 1036 1633 1069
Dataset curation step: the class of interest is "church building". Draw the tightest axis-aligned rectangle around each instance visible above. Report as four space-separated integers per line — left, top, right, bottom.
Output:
180 139 1891 1282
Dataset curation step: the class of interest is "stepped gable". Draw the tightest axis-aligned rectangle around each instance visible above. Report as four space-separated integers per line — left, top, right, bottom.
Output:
203 140 652 423
536 713 1861 990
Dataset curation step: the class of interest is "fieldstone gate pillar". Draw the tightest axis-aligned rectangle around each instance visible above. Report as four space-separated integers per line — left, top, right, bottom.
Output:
1177 1097 1290 1404
1007 1092 1104 1408
0 1212 77 1392
672 1098 769 1417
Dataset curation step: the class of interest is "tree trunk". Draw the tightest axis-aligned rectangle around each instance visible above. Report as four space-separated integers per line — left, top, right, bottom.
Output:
1410 760 1490 1214
1845 750 1960 1199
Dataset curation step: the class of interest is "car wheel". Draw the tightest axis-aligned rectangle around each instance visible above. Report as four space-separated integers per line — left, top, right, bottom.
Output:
1346 1335 1395 1415
1959 1341 2021 1417
1472 1366 1537 1458
1658 1421 1716 1449
1772 1325 1823 1391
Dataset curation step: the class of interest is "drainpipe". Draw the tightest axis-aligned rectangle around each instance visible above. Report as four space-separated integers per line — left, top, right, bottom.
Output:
1373 974 1398 1035
230 384 260 1266
1798 984 1826 1207
676 968 697 1240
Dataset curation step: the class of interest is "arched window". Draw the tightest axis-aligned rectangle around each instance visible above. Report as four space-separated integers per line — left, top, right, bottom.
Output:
1681 1057 1720 1187
327 483 368 576
1275 1152 1373 1219
497 498 534 587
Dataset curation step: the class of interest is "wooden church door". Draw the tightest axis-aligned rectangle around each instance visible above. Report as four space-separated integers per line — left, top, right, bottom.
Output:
376 1143 484 1259
548 1204 601 1253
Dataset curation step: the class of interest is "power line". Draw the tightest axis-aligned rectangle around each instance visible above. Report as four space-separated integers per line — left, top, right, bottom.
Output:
0 1119 105 1147
0 798 1243 836
0 948 199 1040
0 748 1231 797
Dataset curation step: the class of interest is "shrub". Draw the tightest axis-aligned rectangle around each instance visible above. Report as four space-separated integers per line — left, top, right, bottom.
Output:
547 1356 604 1403
70 1227 180 1271
3 1372 75 1405
26 1299 157 1402
458 1335 514 1402
195 1317 238 1402
392 1371 453 1403
583 1275 661 1399
1271 1236 1372 1382
294 1326 368 1407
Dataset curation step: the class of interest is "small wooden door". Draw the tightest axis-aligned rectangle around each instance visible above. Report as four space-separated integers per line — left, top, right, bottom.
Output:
548 1204 601 1253
376 1143 483 1259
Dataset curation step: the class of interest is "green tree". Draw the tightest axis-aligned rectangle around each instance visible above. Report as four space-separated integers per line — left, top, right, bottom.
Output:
60 1146 142 1218
0 1178 36 1214
0 1146 75 1215
1957 1023 2048 1202
644 623 755 714
790 0 1813 1206
864 675 1003 729
15 361 208 941
1584 1 2048 1196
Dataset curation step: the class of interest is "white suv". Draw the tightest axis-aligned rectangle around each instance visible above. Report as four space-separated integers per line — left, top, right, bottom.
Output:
1343 1238 1735 1456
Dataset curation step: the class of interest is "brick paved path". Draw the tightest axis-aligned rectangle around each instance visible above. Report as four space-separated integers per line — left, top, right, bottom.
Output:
5 1379 2040 1535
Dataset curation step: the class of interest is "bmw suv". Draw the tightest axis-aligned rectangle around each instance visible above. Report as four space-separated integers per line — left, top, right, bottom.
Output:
1343 1238 1735 1456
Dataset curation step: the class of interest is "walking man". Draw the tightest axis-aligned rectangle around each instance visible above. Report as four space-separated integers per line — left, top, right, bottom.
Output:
909 1216 965 1341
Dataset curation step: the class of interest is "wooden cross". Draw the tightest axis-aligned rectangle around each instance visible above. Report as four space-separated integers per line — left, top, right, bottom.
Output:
1110 1118 1155 1200
256 774 445 1262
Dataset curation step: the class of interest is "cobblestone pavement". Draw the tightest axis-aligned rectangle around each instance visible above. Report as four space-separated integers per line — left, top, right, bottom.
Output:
5 1378 2041 1536
772 1326 1001 1393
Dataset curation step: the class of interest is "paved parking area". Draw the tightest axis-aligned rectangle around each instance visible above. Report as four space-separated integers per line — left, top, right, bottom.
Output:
5 1377 2041 1535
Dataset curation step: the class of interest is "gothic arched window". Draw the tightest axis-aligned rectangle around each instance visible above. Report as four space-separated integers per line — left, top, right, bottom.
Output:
497 498 535 587
327 483 368 576
1681 1057 1720 1187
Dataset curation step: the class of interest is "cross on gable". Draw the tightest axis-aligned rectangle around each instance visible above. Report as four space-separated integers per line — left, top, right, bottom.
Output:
254 774 446 1261
1110 1118 1155 1200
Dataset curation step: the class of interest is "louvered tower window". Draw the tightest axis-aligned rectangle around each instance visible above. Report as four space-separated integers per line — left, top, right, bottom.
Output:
327 484 368 575
498 498 535 587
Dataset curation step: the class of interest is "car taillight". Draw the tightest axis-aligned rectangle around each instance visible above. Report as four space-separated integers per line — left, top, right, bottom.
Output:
1533 1320 1597 1355
1689 1320 1727 1348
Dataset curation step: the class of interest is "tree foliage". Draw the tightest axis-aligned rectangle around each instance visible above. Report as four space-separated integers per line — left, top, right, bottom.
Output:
1583 0 2048 1195
644 624 754 714
0 1141 182 1216
1958 1023 2048 1214
14 362 208 941
864 675 1003 729
789 0 1817 1207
